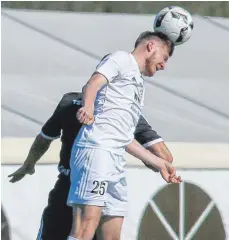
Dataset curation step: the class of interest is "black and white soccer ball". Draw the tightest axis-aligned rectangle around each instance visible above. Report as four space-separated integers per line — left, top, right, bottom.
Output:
154 6 194 45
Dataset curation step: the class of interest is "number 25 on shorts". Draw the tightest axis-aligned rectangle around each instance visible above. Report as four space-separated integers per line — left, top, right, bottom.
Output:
91 181 108 196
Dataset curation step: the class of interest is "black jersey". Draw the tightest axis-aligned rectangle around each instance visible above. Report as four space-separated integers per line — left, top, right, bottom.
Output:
41 92 162 175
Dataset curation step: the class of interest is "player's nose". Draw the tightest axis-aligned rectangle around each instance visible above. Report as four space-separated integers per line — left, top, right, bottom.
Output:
161 62 165 70
157 63 165 71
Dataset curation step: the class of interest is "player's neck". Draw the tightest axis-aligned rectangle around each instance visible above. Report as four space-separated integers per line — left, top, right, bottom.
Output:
131 50 146 75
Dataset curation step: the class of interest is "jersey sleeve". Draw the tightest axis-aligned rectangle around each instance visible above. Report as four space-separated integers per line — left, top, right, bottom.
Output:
40 101 63 140
134 115 163 148
95 52 121 82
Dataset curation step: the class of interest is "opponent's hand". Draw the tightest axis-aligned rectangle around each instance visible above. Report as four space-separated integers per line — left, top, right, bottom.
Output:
8 164 35 183
77 106 94 125
160 161 182 184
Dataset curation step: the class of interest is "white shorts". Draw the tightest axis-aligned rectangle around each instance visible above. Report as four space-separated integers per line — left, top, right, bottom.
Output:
67 147 128 217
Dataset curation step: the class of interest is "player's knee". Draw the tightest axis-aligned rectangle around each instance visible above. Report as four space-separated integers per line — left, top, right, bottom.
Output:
83 214 100 229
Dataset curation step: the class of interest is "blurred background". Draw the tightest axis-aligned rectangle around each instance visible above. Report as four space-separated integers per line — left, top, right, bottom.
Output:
2 1 229 17
1 1 229 240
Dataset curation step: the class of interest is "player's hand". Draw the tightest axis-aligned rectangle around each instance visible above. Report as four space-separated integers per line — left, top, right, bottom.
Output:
8 164 35 183
160 161 182 184
77 106 94 125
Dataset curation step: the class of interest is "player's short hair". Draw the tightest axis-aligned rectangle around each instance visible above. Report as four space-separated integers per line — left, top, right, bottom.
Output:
134 31 174 57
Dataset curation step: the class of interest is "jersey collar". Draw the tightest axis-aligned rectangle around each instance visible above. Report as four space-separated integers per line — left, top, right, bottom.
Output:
129 53 142 77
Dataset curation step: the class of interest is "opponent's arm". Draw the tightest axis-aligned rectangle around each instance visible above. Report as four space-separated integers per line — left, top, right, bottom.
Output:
147 142 173 162
77 73 108 125
144 142 173 172
134 115 173 172
8 134 52 183
126 139 181 183
8 92 68 183
23 134 52 166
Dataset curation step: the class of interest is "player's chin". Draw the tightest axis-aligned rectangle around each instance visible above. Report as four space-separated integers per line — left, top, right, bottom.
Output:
147 69 156 77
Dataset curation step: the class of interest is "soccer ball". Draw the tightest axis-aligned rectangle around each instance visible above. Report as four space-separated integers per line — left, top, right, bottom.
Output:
154 6 194 45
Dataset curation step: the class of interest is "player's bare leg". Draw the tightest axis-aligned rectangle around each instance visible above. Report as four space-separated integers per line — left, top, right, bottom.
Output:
96 216 124 240
68 204 102 240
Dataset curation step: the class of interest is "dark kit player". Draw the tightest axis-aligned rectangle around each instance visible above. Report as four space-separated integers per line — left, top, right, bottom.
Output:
9 92 174 240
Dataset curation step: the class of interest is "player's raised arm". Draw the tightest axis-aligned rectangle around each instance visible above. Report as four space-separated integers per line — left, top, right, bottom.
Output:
78 53 120 125
8 134 52 183
78 73 108 125
126 139 181 183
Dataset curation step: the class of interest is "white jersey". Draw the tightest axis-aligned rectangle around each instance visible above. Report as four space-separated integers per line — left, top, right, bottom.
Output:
75 51 145 154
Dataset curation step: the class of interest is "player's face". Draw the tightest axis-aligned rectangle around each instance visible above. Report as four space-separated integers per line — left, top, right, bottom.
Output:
144 42 169 77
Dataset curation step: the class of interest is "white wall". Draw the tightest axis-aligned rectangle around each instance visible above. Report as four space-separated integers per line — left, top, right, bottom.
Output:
2 165 229 240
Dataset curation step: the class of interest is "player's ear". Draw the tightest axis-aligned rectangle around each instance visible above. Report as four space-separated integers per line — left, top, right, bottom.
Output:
147 41 156 53
82 85 86 94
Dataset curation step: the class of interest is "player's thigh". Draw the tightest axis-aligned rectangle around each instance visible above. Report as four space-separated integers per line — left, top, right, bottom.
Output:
99 183 127 240
97 216 124 240
68 148 118 236
99 155 127 240
70 204 102 237
68 147 125 237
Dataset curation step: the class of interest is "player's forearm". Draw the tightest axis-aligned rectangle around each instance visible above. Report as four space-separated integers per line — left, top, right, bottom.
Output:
126 139 165 170
146 142 173 163
82 73 107 107
23 134 52 166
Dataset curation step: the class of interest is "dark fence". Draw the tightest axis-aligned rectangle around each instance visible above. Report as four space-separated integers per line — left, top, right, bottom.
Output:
2 1 229 17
